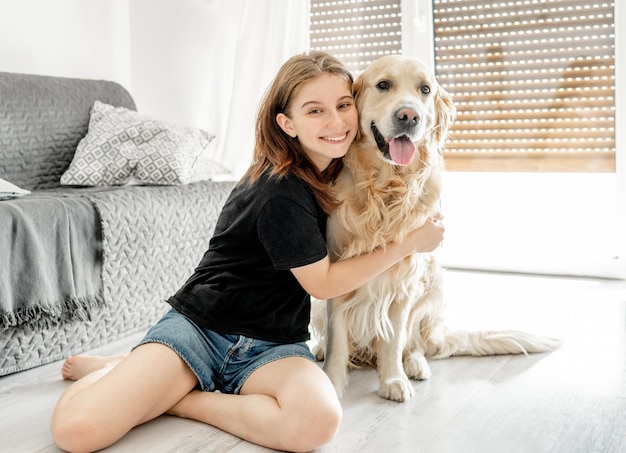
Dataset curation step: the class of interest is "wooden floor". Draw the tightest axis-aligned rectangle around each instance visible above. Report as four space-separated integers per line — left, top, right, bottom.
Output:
2 270 625 453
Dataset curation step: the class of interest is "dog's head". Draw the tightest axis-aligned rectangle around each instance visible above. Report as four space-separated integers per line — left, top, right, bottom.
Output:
352 55 455 167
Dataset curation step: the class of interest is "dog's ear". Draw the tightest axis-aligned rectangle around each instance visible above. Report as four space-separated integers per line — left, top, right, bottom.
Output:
432 84 456 149
352 74 364 102
352 74 365 142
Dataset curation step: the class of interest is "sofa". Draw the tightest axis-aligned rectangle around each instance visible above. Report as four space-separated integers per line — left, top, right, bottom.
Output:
0 71 236 376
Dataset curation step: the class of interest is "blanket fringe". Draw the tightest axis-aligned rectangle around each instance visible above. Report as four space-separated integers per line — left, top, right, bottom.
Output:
0 294 106 331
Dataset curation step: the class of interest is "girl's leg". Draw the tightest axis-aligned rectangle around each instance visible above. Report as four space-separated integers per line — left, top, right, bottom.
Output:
51 343 198 453
167 357 342 453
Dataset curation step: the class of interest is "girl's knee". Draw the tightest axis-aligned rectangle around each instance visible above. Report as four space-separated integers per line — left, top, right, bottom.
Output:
313 400 343 445
51 411 95 453
51 405 119 453
283 397 343 452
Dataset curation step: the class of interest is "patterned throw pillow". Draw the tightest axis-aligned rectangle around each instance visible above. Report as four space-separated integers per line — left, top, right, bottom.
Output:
61 101 219 186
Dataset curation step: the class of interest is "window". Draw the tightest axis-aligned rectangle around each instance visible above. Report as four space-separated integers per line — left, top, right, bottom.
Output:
434 0 616 173
309 0 402 74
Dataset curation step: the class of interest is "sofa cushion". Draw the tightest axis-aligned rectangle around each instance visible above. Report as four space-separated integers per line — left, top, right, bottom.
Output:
61 102 228 186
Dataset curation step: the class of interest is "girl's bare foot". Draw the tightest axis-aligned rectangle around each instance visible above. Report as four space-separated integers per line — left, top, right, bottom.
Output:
61 355 126 381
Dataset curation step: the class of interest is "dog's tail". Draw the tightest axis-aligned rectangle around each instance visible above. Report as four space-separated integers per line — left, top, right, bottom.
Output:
430 330 563 359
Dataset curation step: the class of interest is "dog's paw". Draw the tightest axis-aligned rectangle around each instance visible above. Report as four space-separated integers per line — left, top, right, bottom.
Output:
378 376 415 402
403 353 431 380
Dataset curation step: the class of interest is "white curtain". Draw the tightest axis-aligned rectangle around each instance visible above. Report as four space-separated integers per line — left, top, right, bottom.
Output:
205 0 310 178
129 0 310 179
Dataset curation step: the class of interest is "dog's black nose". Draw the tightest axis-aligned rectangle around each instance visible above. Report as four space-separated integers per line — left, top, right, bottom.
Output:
396 107 420 125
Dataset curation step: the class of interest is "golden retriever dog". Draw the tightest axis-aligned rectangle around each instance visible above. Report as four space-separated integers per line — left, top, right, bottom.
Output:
310 55 562 402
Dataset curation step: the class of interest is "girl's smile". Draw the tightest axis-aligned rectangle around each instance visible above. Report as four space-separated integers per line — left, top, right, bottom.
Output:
277 74 358 171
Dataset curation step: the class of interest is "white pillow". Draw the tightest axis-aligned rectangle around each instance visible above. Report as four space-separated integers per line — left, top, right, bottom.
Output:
0 178 30 200
61 101 230 186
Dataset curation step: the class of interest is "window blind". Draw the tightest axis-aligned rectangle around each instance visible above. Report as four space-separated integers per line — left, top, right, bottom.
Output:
310 0 402 74
434 0 616 172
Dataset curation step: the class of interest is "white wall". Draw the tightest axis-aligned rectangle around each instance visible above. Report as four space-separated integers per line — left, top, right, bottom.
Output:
0 0 132 88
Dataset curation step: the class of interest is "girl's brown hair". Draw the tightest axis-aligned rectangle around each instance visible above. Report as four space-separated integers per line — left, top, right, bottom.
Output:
241 51 354 214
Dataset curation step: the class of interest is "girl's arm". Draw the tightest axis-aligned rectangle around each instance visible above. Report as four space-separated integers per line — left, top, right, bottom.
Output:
291 216 445 300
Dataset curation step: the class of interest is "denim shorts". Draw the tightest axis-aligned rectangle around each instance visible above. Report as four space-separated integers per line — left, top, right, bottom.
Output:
134 308 315 394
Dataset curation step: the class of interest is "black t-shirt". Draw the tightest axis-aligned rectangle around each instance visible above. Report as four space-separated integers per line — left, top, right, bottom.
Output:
167 171 328 343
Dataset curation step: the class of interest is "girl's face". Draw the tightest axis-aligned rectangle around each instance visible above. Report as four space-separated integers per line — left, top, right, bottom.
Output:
277 74 358 171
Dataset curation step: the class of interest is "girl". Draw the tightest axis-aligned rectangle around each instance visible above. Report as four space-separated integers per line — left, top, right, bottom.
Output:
51 51 445 453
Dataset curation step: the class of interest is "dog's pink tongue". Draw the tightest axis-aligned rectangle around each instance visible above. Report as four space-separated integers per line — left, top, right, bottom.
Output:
389 136 416 165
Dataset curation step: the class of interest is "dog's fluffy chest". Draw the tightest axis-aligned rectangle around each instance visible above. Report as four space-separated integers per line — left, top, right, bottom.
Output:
328 164 441 261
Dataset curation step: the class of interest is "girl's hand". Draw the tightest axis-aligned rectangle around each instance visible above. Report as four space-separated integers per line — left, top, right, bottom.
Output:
406 214 445 253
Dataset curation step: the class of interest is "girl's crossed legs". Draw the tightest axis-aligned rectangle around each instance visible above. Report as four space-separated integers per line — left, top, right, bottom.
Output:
51 311 342 453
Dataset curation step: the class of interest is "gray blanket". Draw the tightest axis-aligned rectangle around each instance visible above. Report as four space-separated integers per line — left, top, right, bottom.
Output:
0 192 104 330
